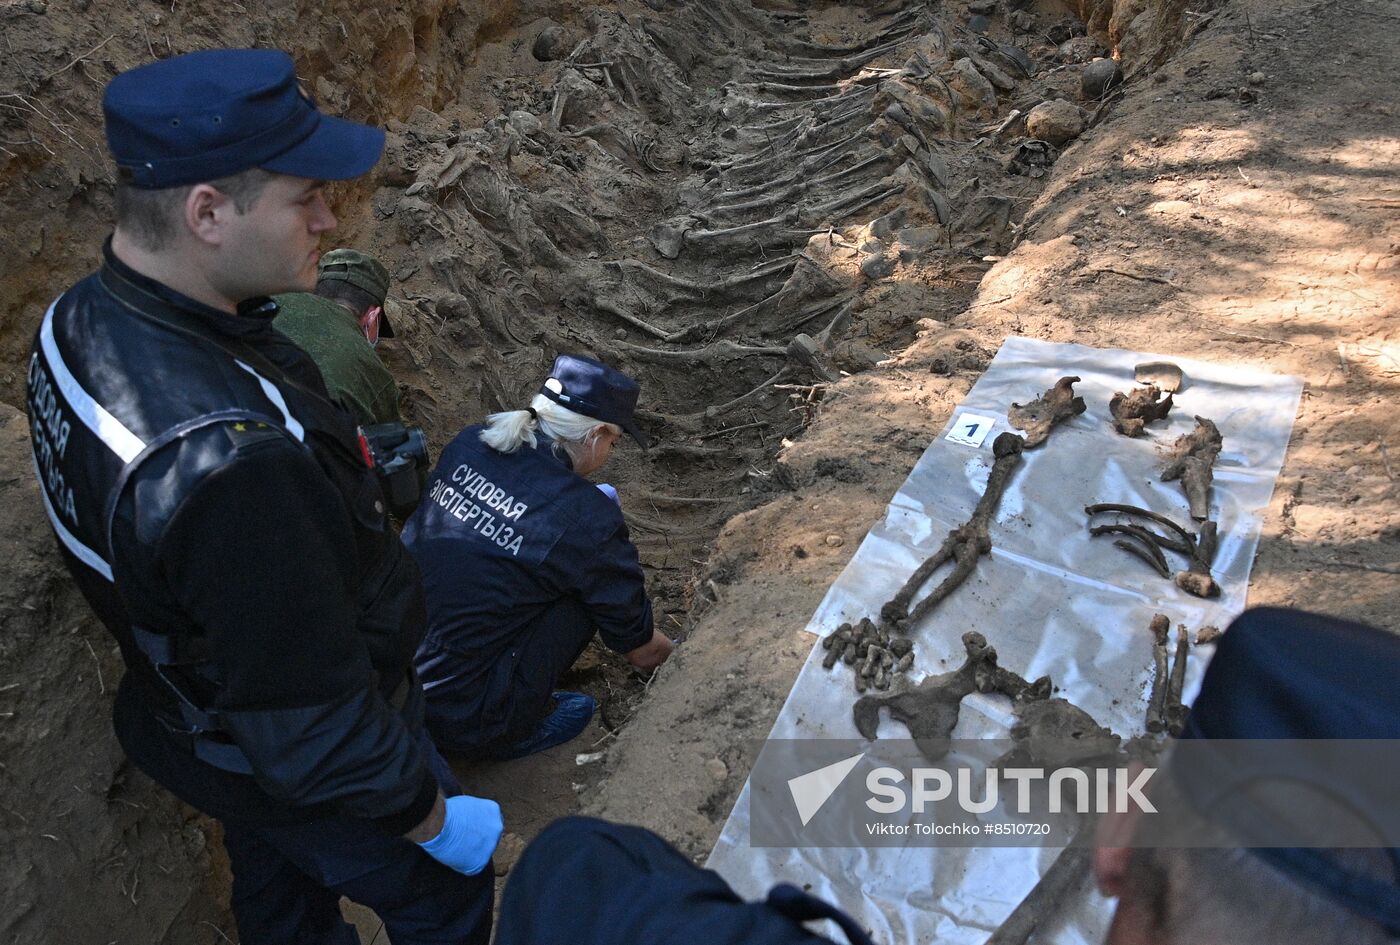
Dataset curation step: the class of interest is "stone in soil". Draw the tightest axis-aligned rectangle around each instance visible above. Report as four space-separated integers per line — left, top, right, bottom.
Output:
951 58 998 112
532 25 571 61
1082 58 1124 100
1026 99 1085 146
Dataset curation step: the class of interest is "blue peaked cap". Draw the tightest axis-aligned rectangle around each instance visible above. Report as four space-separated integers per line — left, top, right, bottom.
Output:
1178 606 1400 933
103 49 384 189
540 354 648 449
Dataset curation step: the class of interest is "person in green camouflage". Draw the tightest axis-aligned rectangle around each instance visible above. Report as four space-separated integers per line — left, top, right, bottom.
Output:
274 248 402 426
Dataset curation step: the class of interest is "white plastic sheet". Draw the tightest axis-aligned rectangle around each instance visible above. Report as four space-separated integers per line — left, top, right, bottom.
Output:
706 337 1303 945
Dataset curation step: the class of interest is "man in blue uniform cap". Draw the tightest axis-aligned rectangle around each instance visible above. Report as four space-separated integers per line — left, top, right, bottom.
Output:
26 48 499 944
493 607 1400 944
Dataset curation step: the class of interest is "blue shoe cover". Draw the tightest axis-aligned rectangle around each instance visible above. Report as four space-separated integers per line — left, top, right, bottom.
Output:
486 692 597 761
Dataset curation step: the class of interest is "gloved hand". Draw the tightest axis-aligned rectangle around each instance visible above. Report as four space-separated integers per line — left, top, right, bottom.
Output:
417 794 503 876
596 482 620 505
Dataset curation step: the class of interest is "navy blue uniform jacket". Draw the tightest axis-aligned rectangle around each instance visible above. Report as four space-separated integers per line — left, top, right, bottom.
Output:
402 426 654 740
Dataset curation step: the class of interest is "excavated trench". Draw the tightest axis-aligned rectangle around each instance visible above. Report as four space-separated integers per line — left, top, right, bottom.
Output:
380 0 1093 730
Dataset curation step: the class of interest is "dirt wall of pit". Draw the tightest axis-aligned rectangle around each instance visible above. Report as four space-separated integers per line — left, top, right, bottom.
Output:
0 0 602 405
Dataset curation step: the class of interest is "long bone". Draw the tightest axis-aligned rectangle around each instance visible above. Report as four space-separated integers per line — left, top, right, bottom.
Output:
740 55 910 93
743 80 849 99
1146 614 1171 733
765 24 943 69
663 319 855 423
1163 625 1191 736
721 131 864 179
699 152 896 222
986 844 1095 945
693 2 738 38
587 297 676 342
652 176 896 259
720 100 877 162
591 259 833 345
747 37 917 82
674 270 845 343
700 155 896 231
738 82 879 115
778 23 922 59
880 432 1026 633
798 179 905 226
722 121 862 180
651 209 800 260
721 127 875 182
614 340 787 363
705 167 804 208
773 296 852 338
727 112 814 142
699 366 793 420
774 11 925 58
604 254 798 297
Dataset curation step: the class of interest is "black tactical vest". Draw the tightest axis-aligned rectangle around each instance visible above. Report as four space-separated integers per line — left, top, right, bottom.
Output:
27 247 426 770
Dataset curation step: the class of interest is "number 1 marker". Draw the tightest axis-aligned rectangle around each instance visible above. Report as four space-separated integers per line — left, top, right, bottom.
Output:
945 413 996 448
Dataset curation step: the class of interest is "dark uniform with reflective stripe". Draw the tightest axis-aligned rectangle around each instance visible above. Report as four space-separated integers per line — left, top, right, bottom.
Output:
25 241 490 944
403 424 654 753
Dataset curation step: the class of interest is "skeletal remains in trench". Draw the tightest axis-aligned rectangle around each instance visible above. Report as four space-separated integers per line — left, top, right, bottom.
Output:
1007 375 1086 447
1085 503 1221 598
1162 416 1223 520
417 0 1061 454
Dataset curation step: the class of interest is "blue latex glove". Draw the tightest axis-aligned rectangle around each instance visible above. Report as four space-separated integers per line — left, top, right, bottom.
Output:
596 483 620 505
417 795 503 876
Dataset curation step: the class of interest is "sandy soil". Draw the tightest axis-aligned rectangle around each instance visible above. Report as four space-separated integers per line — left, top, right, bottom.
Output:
0 0 1395 940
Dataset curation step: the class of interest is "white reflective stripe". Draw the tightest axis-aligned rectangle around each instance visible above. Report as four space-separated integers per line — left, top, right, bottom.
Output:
234 360 305 441
30 455 113 582
40 299 147 464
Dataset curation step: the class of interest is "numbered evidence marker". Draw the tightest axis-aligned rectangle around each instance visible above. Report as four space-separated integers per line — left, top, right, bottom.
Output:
944 413 997 448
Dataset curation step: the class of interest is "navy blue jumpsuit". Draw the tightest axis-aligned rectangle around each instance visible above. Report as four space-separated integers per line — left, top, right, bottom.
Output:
403 425 654 754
